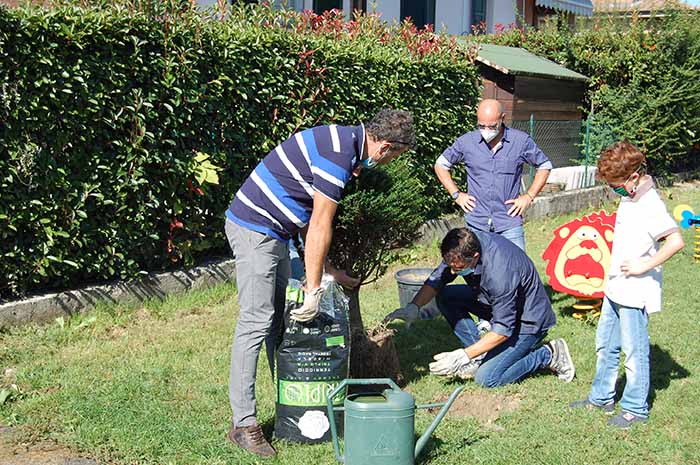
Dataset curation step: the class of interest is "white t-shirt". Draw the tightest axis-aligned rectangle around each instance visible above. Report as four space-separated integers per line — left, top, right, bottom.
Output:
605 178 679 313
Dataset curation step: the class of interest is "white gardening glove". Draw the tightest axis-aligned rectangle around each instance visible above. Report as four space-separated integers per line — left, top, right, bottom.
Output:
429 348 471 376
290 287 324 322
383 303 420 328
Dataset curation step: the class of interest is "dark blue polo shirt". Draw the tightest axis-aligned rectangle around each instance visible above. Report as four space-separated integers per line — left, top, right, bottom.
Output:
425 230 556 338
226 124 364 241
436 127 551 233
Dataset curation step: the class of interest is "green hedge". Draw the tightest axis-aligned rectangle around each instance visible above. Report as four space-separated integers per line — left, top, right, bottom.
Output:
0 4 480 299
482 10 700 174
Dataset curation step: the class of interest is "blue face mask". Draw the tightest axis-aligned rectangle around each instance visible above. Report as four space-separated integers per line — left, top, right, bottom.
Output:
361 145 388 170
361 157 379 169
456 268 475 277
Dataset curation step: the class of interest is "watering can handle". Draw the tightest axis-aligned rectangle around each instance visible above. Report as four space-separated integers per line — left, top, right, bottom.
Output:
326 378 402 464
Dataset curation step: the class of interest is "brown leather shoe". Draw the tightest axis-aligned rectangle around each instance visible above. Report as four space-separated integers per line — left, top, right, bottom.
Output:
227 424 276 458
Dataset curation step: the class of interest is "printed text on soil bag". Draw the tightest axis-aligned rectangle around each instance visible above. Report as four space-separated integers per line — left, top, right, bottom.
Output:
278 380 343 406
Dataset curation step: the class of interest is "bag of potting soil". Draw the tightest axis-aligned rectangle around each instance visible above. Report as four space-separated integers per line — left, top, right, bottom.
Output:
274 275 350 443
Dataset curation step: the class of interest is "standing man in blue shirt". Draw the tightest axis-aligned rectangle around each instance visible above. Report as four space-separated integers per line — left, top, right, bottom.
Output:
387 228 575 386
224 109 415 457
434 99 552 251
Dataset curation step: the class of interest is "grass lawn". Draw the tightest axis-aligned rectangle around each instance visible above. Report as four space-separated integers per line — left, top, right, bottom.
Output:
2 185 700 465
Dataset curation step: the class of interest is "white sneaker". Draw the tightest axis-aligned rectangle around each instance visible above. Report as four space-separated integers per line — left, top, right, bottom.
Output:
546 338 575 382
477 319 491 335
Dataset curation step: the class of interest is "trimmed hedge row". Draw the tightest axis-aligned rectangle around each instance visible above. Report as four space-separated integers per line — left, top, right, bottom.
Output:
0 4 480 299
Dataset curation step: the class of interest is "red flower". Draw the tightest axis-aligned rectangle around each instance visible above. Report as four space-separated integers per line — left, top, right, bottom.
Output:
170 217 184 231
186 179 205 196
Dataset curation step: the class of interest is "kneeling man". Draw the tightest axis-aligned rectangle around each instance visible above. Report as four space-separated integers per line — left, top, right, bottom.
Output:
386 228 575 387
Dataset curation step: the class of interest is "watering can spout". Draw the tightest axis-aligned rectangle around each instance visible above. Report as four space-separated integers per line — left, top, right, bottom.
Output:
414 386 463 459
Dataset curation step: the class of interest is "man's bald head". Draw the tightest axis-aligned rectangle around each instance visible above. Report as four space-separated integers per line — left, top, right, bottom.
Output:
476 99 505 122
476 99 506 145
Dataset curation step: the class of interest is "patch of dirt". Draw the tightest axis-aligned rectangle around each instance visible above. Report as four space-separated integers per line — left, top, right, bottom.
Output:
0 427 97 465
132 307 150 320
177 306 210 319
350 325 404 386
107 326 127 339
433 390 521 429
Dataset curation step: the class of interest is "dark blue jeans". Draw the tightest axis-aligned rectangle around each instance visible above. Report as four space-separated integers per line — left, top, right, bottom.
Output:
436 284 492 348
474 332 551 388
436 284 551 388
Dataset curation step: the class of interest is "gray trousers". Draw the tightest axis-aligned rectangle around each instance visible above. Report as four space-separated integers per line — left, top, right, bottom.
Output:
225 220 290 428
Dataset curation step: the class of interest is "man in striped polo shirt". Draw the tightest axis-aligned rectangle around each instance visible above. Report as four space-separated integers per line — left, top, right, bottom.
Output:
224 109 415 457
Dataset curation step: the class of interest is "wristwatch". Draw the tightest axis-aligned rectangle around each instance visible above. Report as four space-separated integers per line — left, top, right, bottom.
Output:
451 191 461 200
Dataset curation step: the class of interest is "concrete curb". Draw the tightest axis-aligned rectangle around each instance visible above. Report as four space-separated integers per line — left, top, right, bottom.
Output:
418 185 615 244
1 185 614 329
0 259 236 329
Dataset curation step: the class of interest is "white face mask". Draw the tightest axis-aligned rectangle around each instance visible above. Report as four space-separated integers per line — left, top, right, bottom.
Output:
480 128 499 143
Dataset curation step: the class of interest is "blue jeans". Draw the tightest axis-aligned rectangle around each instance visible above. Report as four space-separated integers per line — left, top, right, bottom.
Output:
466 219 526 252
289 239 304 280
474 331 551 388
588 297 650 418
436 284 491 348
500 226 526 252
436 283 551 388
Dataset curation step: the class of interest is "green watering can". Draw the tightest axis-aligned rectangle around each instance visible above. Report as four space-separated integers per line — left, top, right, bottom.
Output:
326 378 464 465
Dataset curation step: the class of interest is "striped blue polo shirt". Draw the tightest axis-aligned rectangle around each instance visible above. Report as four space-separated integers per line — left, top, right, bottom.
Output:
226 124 365 241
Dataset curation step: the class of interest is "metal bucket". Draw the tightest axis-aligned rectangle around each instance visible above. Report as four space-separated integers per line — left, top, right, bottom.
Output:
394 268 440 319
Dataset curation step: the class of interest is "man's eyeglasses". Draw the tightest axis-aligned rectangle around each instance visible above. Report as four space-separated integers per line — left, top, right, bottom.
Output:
386 140 413 150
476 123 501 130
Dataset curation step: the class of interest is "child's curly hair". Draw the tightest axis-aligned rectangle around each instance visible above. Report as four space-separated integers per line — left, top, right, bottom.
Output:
597 140 647 182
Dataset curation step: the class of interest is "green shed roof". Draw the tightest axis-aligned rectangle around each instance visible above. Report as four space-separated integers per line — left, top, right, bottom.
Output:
475 43 589 82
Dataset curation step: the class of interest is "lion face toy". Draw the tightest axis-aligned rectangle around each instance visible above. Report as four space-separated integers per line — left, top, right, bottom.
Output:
542 210 616 299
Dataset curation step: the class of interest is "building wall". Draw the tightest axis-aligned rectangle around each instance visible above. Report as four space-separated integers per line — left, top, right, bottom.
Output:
489 0 517 28
370 0 519 34
435 0 469 34
369 0 401 23
202 0 558 35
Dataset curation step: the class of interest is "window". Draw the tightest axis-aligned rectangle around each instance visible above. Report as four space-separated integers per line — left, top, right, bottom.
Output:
314 0 343 13
400 0 436 29
472 0 487 28
351 0 366 13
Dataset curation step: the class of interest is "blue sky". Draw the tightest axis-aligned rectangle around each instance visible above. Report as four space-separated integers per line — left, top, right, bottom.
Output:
685 0 700 6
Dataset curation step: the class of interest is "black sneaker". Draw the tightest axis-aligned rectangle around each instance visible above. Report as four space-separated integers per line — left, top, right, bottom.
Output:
607 411 647 429
569 399 615 414
546 339 575 382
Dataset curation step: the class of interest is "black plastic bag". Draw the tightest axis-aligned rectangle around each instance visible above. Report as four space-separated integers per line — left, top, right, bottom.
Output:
274 277 350 443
